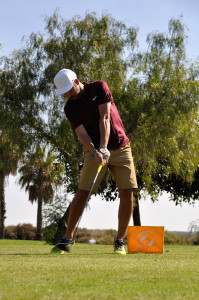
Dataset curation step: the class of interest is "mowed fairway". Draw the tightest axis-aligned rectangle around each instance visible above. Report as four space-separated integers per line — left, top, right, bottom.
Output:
0 240 199 299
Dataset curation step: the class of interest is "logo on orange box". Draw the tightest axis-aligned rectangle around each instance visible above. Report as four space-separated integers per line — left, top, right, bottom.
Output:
136 231 155 248
127 226 164 253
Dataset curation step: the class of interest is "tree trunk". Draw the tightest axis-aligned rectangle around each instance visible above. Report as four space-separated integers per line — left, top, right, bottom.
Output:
133 195 141 226
53 203 71 244
36 197 43 240
0 171 6 239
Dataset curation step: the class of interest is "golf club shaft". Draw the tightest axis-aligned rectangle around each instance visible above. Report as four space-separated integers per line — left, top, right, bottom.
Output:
72 164 103 240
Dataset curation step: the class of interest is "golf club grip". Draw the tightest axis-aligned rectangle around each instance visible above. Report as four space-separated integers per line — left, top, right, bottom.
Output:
73 164 103 240
87 164 102 198
97 163 103 173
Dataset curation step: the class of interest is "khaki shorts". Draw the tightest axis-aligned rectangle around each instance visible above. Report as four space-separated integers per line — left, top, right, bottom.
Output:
78 143 138 193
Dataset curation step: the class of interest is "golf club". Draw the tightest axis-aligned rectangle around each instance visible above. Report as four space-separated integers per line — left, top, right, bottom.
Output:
50 163 103 254
72 163 103 241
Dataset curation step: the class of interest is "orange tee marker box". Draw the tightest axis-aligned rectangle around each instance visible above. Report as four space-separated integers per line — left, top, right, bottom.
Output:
127 226 164 253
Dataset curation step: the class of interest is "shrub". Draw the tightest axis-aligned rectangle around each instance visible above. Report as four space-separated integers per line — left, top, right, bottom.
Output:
78 236 91 243
42 224 58 244
192 233 199 245
5 224 36 240
42 227 120 245
5 226 17 239
164 231 192 245
42 226 199 245
96 236 114 245
105 229 117 238
75 229 119 245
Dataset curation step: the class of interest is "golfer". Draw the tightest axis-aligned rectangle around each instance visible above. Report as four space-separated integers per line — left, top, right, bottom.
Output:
51 69 138 255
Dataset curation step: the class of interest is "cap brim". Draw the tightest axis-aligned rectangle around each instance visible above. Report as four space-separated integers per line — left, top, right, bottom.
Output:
55 83 73 95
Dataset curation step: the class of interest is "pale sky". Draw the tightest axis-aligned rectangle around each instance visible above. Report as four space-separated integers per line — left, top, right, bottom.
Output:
1 0 199 231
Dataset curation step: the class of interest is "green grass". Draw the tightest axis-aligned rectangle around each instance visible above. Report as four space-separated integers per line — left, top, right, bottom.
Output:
0 240 199 299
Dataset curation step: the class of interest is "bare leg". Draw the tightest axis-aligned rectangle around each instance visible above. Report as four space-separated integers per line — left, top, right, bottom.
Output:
117 189 134 240
65 189 89 239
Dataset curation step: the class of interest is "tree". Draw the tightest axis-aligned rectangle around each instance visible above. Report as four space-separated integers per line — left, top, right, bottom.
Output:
18 145 64 240
0 131 20 238
88 16 199 222
188 219 199 234
152 169 199 205
119 17 199 202
0 11 138 193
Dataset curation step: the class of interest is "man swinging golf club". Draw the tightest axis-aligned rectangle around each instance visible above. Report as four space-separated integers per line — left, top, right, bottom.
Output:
51 69 138 255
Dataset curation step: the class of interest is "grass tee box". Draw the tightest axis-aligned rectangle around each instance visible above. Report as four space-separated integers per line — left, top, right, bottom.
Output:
127 226 164 253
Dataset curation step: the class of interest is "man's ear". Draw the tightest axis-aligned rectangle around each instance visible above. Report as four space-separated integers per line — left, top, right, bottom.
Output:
74 78 79 85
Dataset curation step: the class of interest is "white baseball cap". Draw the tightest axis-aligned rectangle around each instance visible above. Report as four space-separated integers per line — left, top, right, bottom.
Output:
54 69 77 95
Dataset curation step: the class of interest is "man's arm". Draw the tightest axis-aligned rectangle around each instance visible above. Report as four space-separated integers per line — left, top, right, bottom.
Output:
98 102 111 147
75 124 107 166
75 124 95 153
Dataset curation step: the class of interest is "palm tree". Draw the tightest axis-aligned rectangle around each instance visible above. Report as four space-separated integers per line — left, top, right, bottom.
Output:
0 131 19 238
19 145 63 240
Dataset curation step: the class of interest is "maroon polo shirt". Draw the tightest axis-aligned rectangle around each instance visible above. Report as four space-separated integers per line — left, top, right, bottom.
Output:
64 80 130 150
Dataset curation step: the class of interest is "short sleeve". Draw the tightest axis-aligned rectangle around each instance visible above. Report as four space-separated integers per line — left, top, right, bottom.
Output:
64 102 82 131
95 81 113 105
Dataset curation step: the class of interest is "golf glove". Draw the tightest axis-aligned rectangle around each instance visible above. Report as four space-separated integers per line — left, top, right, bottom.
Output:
99 146 110 162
